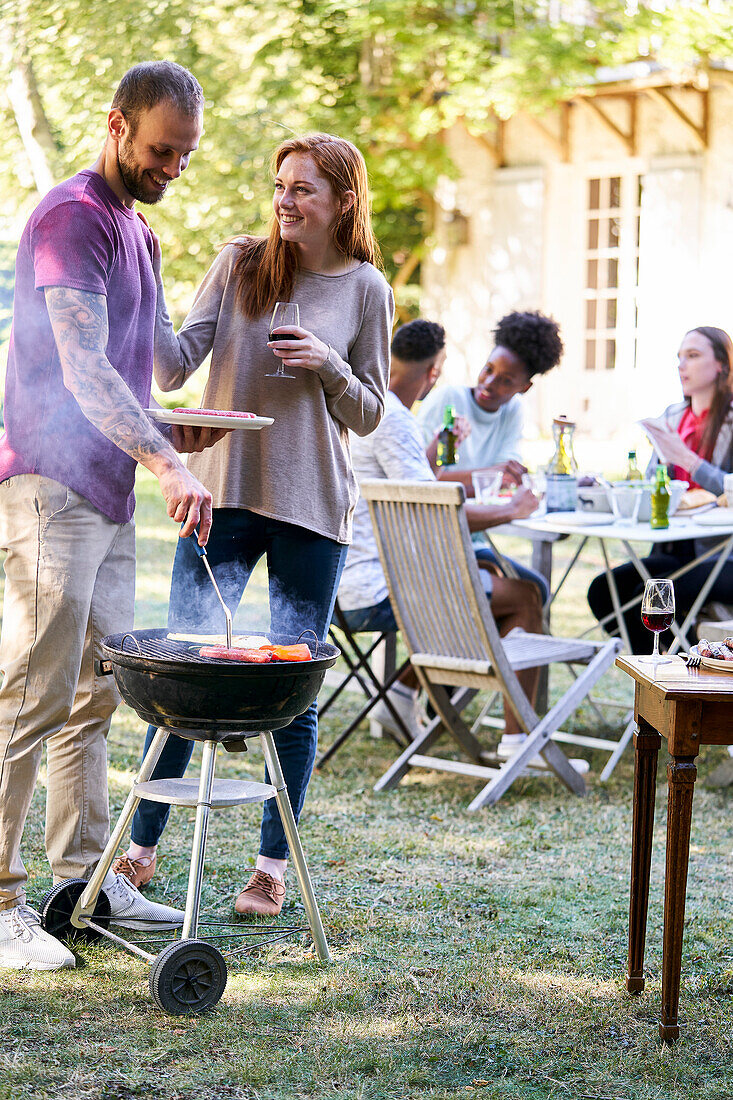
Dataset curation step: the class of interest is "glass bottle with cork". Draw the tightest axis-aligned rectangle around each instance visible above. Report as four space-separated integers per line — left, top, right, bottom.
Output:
625 450 643 481
436 404 458 467
650 464 670 529
545 415 578 512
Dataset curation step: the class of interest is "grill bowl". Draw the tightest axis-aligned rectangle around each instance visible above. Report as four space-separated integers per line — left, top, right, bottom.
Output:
101 629 340 738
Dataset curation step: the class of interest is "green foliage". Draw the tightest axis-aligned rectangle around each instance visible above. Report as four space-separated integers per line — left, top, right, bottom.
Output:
1 0 732 323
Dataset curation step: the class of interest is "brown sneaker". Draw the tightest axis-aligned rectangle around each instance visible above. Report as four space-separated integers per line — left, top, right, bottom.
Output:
234 870 286 917
112 852 157 891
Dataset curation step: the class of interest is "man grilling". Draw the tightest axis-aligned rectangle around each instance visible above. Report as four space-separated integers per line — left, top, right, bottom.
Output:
0 61 221 970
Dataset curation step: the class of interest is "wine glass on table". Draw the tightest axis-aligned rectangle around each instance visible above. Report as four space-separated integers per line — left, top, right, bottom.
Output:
266 302 299 379
638 578 675 665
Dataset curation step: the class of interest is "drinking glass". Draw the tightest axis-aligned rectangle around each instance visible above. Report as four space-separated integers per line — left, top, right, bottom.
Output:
522 470 547 513
610 484 643 524
266 302 299 379
638 578 675 665
724 472 733 506
472 470 503 504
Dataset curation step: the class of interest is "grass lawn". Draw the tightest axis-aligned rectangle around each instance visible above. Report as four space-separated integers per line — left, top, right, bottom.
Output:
0 471 730 1100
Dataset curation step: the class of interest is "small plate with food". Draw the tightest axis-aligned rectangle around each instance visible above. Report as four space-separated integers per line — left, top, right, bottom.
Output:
147 407 274 430
692 638 733 671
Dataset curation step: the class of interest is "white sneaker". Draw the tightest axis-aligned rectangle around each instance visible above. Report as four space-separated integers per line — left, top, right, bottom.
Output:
104 872 184 931
497 733 527 757
0 903 75 970
373 685 425 740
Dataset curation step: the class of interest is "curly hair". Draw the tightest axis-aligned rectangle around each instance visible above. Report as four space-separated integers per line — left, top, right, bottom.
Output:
493 311 563 378
391 320 446 363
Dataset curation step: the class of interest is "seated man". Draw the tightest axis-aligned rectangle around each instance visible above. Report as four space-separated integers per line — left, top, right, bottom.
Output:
338 319 545 753
417 310 563 493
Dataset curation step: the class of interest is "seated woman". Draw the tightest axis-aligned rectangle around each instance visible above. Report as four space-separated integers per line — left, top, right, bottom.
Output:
588 326 733 652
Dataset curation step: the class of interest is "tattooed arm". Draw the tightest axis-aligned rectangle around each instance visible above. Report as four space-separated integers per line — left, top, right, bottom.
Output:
44 285 213 543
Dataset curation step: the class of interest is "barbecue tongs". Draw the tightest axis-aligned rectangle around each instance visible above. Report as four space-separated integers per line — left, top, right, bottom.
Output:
186 528 233 649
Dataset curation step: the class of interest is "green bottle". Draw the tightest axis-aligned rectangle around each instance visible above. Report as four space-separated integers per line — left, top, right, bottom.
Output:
625 450 643 481
650 464 670 529
436 405 458 467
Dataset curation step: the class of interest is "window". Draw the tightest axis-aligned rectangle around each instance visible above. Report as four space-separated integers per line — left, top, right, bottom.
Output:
584 174 641 371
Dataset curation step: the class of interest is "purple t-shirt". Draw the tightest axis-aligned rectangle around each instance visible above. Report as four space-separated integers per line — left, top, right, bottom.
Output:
0 169 157 523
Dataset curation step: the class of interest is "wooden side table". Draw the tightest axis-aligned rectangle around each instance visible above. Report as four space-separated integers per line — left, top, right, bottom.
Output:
616 654 733 1042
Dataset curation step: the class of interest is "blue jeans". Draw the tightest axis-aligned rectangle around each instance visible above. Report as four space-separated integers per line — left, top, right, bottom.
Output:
340 548 548 633
131 508 347 859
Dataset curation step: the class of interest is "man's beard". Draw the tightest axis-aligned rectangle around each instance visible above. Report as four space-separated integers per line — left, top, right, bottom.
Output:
117 141 165 205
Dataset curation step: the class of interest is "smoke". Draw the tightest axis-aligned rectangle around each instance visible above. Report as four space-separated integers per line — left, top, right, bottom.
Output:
267 574 323 643
166 551 324 642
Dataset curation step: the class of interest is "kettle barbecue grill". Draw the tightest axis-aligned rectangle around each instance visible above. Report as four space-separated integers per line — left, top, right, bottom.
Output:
38 628 340 1015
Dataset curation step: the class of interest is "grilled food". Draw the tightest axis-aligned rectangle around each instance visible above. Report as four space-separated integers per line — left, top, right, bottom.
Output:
198 643 312 663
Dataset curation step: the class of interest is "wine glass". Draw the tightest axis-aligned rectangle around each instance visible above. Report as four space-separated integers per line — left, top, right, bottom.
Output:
522 469 547 514
266 302 299 379
638 578 675 665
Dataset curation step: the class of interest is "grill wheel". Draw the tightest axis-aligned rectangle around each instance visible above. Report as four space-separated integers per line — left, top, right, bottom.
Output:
39 878 111 943
149 940 227 1014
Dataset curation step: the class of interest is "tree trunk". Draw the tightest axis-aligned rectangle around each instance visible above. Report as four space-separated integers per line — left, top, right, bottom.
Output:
6 48 59 195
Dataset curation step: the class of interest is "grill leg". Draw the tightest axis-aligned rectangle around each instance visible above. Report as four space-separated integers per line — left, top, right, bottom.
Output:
259 731 331 964
182 740 217 940
75 728 171 924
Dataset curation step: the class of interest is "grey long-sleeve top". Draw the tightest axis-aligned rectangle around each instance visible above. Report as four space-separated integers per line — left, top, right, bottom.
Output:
154 244 394 544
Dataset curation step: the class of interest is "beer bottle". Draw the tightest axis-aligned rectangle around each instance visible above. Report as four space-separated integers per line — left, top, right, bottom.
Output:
545 415 578 512
436 405 458 467
625 450 643 481
650 464 670 529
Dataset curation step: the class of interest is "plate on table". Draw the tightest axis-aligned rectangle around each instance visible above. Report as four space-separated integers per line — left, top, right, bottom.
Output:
147 408 274 430
548 512 615 527
694 507 733 526
690 644 733 672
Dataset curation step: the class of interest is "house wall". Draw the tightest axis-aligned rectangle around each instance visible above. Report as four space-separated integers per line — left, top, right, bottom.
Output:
421 80 733 464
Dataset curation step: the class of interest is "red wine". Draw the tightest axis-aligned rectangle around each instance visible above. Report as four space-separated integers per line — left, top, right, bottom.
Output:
642 610 674 633
269 331 300 342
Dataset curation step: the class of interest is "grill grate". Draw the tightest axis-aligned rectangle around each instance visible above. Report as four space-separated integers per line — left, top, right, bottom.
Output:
119 636 217 663
109 633 322 665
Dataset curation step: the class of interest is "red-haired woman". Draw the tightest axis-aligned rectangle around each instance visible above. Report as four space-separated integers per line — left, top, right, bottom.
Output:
588 326 733 652
118 134 393 915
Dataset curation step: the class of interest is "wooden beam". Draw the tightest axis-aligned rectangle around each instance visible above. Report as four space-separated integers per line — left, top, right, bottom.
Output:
644 87 709 148
561 101 571 162
628 93 638 157
495 117 506 167
581 97 636 155
571 67 703 100
475 117 507 167
523 112 565 158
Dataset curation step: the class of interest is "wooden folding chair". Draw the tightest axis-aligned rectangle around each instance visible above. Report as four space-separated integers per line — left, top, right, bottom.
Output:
316 599 412 767
361 479 623 809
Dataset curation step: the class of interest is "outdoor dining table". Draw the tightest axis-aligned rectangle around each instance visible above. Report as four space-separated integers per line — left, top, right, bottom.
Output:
616 653 733 1042
488 510 733 654
485 510 733 776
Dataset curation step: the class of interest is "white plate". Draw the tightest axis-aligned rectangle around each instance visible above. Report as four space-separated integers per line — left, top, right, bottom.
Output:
690 644 733 672
694 507 733 526
549 512 615 526
147 408 273 430
167 632 269 647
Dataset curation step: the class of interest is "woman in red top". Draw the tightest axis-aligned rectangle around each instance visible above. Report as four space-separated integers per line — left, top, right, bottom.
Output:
588 326 733 652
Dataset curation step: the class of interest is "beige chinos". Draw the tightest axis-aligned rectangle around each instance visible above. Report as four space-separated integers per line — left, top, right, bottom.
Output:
0 474 135 910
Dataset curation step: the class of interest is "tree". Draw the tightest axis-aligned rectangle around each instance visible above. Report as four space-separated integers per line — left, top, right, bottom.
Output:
1 0 732 328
